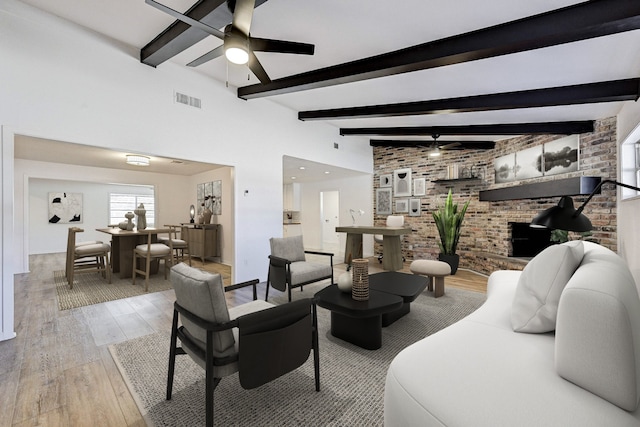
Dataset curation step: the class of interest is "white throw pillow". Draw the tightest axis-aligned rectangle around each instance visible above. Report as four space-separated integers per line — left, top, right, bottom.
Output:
511 241 584 333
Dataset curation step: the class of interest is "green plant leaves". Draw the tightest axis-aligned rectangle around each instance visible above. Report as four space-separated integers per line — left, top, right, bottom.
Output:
432 189 469 255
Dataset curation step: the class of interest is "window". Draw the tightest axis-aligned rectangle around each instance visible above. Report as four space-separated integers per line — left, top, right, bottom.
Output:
109 193 155 227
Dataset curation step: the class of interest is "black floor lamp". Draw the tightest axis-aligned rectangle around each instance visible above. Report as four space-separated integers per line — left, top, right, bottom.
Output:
530 179 640 232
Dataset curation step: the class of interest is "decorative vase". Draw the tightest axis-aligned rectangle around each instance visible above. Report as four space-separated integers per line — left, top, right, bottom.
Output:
134 203 147 230
202 207 212 224
119 211 135 231
351 258 369 301
337 272 353 293
438 253 459 275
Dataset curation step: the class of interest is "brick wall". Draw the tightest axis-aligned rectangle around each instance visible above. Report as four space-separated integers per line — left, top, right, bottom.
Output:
373 117 617 275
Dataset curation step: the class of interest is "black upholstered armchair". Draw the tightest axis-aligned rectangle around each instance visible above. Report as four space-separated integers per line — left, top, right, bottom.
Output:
167 263 320 427
266 235 334 302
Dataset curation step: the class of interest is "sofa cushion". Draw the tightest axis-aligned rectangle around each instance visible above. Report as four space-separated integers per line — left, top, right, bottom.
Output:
270 235 306 262
556 241 640 411
511 241 584 333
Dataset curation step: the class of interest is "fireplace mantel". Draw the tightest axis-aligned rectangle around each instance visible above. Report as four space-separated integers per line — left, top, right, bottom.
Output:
479 176 601 201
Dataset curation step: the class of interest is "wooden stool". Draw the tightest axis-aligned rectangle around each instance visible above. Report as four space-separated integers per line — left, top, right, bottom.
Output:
410 260 451 298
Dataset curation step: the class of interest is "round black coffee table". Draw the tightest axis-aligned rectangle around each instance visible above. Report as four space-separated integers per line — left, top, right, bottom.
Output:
369 271 428 326
314 284 403 350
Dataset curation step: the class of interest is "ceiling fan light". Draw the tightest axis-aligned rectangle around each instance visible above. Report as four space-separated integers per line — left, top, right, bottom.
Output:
126 155 150 166
225 46 249 64
429 147 441 157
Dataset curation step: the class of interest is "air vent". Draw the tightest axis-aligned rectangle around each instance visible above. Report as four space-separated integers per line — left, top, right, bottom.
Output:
175 91 202 109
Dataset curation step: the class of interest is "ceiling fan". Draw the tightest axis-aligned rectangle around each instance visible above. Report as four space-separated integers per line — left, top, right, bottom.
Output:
146 0 315 84
369 135 495 155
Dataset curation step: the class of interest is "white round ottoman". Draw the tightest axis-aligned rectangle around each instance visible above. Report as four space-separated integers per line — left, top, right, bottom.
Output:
410 260 451 298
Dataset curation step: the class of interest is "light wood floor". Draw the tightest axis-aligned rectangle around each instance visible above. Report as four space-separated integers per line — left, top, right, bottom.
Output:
0 253 487 426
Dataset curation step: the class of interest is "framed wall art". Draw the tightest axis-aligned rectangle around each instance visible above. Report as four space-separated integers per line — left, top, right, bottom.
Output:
515 145 544 180
544 135 579 176
48 192 83 223
494 153 516 183
376 188 392 215
395 198 409 213
409 198 421 217
379 174 392 188
393 168 412 197
413 178 426 196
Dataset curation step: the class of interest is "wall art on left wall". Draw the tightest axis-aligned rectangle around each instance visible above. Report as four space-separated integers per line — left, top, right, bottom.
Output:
48 192 83 223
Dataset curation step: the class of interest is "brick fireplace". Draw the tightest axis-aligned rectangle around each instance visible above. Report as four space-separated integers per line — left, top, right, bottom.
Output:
373 117 618 276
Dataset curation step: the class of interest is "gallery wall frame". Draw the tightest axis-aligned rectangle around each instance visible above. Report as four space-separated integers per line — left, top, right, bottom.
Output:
376 188 392 215
395 198 409 213
48 192 82 224
379 174 392 188
409 198 421 217
413 178 426 196
393 168 412 197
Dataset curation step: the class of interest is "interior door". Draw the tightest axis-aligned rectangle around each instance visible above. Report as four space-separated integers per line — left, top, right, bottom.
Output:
321 190 340 253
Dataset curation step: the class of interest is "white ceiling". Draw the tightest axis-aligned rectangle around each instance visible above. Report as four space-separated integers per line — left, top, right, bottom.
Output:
14 0 640 180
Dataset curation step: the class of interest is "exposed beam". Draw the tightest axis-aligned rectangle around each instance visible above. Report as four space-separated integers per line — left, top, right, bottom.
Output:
370 140 495 149
238 0 640 99
141 0 268 67
340 121 595 137
300 79 640 121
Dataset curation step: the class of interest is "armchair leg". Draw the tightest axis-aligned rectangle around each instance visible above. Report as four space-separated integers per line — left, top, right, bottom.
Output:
167 309 179 401
312 303 320 392
265 281 270 301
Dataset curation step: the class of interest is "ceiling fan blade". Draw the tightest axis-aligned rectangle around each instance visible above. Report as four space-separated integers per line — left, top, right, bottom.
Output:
248 51 271 84
231 0 255 36
187 45 225 67
145 0 225 40
439 142 461 150
250 37 315 55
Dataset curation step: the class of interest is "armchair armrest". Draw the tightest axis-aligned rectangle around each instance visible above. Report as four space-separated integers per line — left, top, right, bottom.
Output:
304 250 334 258
224 279 260 301
269 254 292 267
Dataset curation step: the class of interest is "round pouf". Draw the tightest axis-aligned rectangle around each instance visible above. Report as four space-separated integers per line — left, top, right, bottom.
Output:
337 272 353 293
410 259 451 298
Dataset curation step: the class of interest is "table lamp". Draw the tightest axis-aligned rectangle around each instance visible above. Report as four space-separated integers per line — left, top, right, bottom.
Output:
531 179 640 231
189 204 195 223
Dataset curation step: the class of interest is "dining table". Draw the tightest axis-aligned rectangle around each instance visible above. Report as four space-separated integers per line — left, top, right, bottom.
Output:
96 227 170 279
335 225 412 271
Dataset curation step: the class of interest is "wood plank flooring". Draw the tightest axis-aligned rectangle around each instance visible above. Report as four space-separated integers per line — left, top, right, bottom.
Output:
0 253 487 426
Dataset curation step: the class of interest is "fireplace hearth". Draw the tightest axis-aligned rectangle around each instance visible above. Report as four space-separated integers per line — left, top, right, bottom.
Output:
509 222 552 258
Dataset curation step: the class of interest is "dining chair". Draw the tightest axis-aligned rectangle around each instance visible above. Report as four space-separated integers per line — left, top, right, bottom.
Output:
161 224 191 266
132 230 172 291
66 227 111 289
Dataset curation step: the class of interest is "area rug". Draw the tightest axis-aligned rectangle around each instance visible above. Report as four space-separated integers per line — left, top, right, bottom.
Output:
54 262 232 311
109 286 486 426
54 270 174 311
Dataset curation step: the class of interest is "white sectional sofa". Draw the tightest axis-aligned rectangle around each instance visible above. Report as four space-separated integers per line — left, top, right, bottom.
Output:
384 241 640 426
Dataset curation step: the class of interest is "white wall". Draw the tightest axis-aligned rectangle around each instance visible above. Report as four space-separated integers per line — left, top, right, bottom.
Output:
616 99 640 292
0 1 373 341
29 178 154 254
300 174 374 260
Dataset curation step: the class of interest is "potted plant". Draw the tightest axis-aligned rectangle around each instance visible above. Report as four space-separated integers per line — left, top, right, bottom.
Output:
432 189 470 274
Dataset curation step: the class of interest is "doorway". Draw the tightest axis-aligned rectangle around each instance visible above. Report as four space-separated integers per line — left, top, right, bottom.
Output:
321 190 340 253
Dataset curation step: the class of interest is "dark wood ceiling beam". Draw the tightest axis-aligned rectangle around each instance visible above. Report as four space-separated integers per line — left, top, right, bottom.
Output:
369 140 496 149
141 0 268 67
299 79 640 120
238 0 640 99
340 121 595 137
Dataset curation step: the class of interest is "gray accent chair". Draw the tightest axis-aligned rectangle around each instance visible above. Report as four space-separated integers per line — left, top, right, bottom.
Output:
167 263 320 427
266 235 334 302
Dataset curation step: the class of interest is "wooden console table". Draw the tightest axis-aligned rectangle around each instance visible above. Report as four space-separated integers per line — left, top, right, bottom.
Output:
181 224 220 264
336 225 411 271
